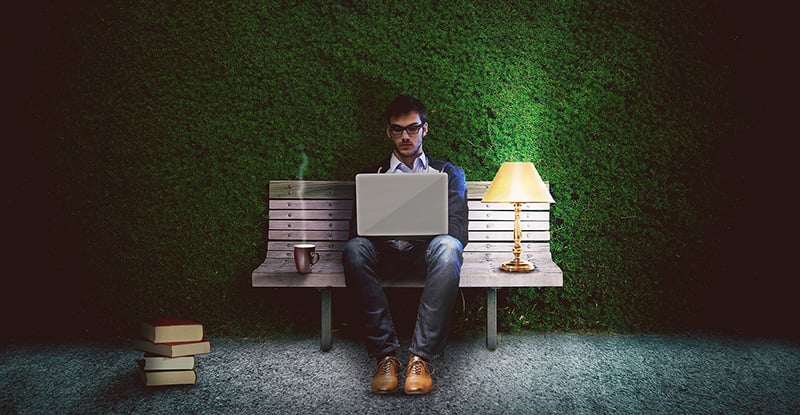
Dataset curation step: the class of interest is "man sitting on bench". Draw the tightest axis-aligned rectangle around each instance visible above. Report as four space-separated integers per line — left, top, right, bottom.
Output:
342 95 469 395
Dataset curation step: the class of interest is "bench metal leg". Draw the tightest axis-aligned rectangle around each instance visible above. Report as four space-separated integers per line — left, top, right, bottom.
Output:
486 288 497 350
320 288 332 352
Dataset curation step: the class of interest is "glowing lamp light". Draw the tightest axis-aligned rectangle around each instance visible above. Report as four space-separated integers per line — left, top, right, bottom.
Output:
481 162 555 272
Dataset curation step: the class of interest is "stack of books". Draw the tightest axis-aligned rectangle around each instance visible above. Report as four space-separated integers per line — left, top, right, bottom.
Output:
132 318 211 386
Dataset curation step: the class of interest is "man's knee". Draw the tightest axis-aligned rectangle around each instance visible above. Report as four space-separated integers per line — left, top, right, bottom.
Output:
343 237 377 267
426 235 463 265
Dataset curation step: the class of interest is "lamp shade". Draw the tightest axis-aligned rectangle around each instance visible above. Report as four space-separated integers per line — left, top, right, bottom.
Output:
481 162 555 204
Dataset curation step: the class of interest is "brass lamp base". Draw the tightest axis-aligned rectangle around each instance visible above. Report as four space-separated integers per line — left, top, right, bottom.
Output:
500 258 534 272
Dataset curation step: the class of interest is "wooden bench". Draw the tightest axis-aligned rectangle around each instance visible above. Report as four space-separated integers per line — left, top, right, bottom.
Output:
252 180 563 351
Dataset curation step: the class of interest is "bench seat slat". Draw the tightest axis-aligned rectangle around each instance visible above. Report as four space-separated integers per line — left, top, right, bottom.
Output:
270 220 550 232
252 273 563 288
268 241 347 252
269 220 350 231
263 250 555 262
256 252 556 274
270 200 354 210
468 201 551 211
469 231 551 241
469 221 550 231
269 201 548 213
268 230 350 241
269 210 353 220
265 250 346 260
266 242 553 256
464 242 552 252
269 181 355 199
469 210 550 221
270 210 549 223
268 230 552 242
253 253 562 288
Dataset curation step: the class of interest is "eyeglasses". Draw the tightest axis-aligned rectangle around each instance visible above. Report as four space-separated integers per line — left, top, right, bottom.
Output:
389 123 424 137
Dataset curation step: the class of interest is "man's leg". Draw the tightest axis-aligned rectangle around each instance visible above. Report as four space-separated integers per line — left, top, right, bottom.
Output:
408 234 463 361
342 237 400 358
404 235 463 395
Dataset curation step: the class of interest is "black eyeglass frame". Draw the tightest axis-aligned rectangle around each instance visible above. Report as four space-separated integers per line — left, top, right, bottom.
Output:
388 122 425 137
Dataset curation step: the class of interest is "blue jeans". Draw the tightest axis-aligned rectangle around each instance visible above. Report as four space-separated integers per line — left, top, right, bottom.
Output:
342 235 463 361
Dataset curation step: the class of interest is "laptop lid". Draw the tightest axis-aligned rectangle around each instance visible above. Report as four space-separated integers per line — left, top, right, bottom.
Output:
355 173 448 237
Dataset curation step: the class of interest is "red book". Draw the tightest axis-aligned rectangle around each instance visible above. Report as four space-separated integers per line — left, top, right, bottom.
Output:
141 318 204 344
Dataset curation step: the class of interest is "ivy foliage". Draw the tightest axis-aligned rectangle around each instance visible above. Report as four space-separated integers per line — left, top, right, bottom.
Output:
49 0 731 337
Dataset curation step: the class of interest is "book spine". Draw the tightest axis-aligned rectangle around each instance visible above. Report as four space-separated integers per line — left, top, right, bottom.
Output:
141 356 195 371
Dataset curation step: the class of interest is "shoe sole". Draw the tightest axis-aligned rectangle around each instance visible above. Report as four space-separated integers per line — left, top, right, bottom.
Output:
404 387 433 395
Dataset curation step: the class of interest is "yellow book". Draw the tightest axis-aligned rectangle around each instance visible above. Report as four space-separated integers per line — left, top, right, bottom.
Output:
141 318 204 343
141 355 195 371
132 338 210 358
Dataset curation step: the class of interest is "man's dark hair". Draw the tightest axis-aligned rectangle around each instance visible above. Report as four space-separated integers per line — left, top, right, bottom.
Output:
385 95 427 125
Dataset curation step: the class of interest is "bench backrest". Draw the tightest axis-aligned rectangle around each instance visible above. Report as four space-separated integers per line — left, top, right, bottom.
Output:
266 181 552 262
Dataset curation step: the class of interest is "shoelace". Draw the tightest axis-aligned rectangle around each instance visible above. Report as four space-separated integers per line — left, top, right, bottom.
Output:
406 358 432 376
376 357 401 375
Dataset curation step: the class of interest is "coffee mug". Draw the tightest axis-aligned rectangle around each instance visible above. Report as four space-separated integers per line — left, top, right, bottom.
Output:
293 244 320 273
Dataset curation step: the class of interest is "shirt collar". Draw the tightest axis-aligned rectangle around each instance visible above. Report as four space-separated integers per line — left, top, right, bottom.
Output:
389 151 428 173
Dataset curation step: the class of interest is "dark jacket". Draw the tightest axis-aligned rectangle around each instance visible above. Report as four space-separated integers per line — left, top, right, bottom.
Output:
348 156 469 248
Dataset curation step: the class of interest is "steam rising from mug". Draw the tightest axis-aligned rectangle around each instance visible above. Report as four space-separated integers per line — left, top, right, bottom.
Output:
296 144 308 181
296 145 309 242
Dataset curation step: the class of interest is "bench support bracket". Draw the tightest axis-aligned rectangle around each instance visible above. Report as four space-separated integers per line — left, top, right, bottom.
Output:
487 288 498 350
320 288 332 352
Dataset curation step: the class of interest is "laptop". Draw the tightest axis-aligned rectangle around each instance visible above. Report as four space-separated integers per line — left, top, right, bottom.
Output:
355 173 448 237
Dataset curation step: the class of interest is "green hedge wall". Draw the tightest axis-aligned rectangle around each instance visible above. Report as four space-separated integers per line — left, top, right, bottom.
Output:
9 1 745 339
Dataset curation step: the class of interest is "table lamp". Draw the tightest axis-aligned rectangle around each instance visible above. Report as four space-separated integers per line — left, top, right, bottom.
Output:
481 162 555 272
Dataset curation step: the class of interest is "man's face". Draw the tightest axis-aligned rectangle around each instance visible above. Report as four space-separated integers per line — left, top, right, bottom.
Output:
387 111 427 161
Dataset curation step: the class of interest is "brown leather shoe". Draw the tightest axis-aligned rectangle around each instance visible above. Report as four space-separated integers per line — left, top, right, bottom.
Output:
404 356 433 395
371 356 401 394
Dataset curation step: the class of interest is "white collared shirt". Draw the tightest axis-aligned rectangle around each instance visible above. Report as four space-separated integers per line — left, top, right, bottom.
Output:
389 151 429 173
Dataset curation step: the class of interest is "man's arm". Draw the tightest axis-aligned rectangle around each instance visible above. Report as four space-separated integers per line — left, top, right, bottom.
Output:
444 164 469 248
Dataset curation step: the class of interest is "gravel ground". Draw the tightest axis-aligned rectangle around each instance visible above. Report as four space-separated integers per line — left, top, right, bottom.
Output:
1 332 799 414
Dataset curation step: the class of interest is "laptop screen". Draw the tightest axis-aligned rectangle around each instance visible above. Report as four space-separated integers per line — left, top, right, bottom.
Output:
355 173 448 237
